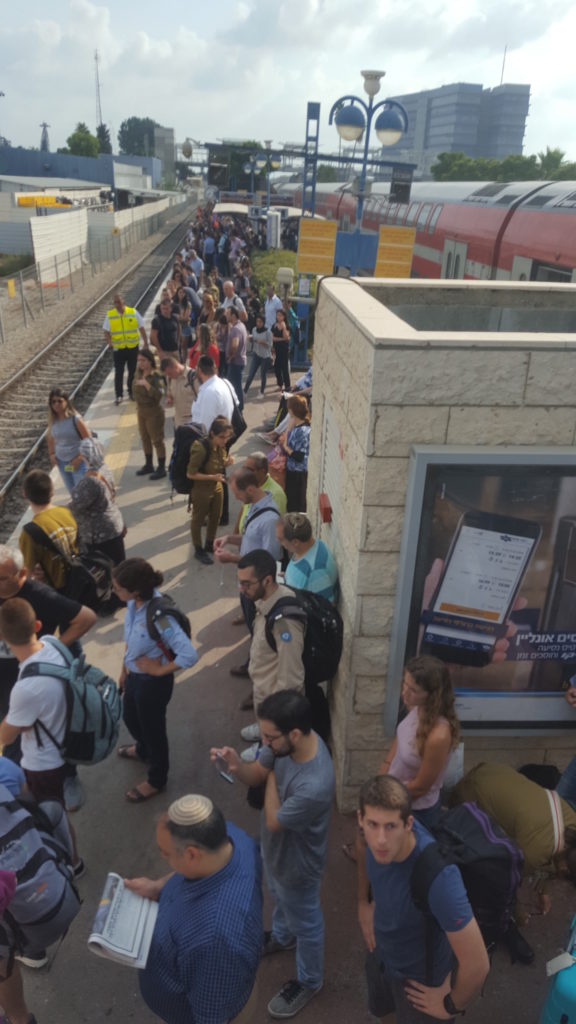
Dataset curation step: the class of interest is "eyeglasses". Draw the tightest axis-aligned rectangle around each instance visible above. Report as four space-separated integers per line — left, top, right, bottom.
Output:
238 577 265 590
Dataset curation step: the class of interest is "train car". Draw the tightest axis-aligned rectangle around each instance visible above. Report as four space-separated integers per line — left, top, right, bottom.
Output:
285 179 576 283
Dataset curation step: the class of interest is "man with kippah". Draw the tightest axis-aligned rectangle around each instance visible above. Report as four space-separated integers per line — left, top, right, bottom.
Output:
125 794 262 1024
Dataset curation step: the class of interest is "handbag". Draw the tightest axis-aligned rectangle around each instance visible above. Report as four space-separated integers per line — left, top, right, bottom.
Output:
223 379 247 441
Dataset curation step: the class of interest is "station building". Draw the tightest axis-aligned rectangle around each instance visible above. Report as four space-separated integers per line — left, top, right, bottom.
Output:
310 276 576 809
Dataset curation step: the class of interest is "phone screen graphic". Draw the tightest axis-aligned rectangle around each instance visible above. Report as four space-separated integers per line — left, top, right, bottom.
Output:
422 512 541 666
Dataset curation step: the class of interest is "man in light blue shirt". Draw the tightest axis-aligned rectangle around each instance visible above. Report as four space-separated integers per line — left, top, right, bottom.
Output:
277 513 339 604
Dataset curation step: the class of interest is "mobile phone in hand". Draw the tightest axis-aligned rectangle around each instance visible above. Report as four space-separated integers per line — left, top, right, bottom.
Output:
215 754 234 784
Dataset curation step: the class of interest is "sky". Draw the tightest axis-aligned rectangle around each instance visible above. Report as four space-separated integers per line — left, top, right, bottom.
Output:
0 0 575 160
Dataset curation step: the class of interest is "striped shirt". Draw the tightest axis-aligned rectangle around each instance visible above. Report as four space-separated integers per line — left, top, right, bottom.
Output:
285 540 339 603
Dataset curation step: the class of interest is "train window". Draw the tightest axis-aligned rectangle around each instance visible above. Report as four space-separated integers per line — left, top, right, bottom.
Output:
446 252 453 278
555 191 576 208
453 255 461 278
525 195 551 207
533 263 572 283
469 183 507 198
428 206 443 234
416 203 432 230
495 194 521 205
405 203 420 226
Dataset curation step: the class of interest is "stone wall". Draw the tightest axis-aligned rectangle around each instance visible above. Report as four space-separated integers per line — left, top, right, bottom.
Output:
309 277 576 810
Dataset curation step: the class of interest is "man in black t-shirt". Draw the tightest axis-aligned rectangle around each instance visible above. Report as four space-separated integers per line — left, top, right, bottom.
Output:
150 300 180 358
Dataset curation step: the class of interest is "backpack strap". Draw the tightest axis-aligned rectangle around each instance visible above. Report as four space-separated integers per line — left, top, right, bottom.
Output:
410 843 449 987
22 522 71 564
264 594 308 653
20 637 75 753
245 505 281 530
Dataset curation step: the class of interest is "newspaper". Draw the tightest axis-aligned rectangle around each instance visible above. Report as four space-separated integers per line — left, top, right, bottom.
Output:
88 872 158 968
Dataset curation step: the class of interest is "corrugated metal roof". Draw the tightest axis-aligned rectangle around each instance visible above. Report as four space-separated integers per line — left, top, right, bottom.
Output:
0 175 107 190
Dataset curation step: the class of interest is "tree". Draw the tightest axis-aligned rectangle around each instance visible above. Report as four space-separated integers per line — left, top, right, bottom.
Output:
96 123 112 154
537 146 566 178
316 164 340 183
65 122 99 158
118 117 159 156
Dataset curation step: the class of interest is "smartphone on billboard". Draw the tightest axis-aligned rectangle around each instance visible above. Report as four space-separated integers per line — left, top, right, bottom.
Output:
421 510 541 667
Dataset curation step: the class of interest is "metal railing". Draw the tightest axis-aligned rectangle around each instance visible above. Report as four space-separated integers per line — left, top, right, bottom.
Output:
0 200 193 345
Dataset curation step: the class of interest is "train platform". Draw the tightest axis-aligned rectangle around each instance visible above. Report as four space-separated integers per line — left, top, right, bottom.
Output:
12 350 575 1024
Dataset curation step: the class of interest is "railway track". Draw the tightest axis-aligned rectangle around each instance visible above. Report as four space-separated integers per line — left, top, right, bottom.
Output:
0 210 192 539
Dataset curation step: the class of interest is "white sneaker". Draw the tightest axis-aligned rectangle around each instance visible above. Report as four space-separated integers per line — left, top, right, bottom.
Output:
240 743 260 763
64 774 85 813
240 723 261 742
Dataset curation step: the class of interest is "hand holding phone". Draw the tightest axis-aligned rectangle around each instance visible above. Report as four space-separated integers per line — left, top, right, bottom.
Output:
210 747 236 784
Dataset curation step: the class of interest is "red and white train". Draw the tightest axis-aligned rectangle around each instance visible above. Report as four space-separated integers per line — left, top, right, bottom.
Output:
285 180 576 283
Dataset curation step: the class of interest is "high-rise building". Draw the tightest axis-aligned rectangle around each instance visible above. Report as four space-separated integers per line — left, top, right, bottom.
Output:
153 125 176 181
387 82 530 178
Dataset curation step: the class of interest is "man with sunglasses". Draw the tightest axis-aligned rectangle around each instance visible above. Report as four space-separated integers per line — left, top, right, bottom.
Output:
211 689 334 1019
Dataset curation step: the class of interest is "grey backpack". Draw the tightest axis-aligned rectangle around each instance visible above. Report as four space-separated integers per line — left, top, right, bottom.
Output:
21 636 121 765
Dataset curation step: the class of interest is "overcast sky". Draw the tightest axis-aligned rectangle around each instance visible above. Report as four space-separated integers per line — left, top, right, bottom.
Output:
1 0 574 160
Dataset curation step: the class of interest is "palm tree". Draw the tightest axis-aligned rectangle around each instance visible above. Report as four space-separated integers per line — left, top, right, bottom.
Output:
537 147 566 178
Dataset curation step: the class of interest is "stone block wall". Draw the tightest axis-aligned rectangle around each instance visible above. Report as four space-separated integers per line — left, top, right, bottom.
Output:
309 277 576 811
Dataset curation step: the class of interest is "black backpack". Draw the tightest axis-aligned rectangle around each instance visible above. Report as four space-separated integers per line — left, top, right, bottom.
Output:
410 802 525 980
264 589 343 740
146 593 192 662
169 425 209 495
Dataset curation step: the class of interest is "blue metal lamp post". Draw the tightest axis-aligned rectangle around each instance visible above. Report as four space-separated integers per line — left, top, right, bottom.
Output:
243 154 267 198
328 70 408 273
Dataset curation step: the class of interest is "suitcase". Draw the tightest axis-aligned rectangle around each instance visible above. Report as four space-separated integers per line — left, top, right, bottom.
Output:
540 915 576 1023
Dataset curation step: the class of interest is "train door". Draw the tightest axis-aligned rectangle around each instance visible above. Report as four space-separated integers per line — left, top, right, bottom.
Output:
511 256 532 281
441 240 467 279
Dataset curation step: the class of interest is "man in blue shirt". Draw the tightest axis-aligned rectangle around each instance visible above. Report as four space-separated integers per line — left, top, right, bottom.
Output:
126 794 262 1024
276 513 339 604
357 775 489 1022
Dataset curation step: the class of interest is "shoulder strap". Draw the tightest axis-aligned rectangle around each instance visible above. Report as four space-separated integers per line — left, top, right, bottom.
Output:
410 843 448 987
245 505 281 528
22 523 73 567
264 593 307 652
223 378 239 408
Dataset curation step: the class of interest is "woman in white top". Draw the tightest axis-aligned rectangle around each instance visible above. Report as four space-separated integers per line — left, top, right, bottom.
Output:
381 655 460 829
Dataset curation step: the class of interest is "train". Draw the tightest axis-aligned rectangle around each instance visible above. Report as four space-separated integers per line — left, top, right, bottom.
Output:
282 179 576 283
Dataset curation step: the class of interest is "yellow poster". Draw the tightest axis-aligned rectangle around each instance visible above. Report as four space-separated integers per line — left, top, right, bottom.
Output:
374 226 415 278
297 220 337 276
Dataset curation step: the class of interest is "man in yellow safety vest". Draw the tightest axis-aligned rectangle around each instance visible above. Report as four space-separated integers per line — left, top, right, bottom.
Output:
102 292 148 405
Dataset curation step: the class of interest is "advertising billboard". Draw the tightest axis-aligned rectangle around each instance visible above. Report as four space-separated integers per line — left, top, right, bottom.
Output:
387 447 576 733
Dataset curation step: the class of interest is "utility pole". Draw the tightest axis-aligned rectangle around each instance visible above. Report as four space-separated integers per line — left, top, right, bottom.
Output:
95 50 103 128
40 122 50 152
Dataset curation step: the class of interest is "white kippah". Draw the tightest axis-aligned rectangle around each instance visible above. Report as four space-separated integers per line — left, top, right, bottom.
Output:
168 794 213 826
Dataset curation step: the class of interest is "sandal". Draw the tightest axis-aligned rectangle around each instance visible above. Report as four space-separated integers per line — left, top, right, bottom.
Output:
231 614 246 626
118 744 142 761
125 784 165 804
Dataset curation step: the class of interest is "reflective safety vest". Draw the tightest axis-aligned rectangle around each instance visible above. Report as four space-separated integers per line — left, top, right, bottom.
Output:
106 306 140 349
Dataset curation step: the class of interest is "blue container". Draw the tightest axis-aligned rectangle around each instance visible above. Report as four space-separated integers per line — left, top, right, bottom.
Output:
540 915 576 1023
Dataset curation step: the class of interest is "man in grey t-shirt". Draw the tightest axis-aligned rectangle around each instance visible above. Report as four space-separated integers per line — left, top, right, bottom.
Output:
211 690 334 1020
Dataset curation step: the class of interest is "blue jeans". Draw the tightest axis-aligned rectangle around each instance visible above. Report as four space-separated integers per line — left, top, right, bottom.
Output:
557 755 576 810
265 867 324 989
56 457 87 495
244 354 269 394
227 363 244 410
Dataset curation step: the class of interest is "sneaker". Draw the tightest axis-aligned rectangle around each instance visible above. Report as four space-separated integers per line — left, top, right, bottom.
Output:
73 858 86 880
15 950 48 969
230 663 250 678
114 396 123 406
262 931 296 956
240 722 261 742
240 743 260 763
267 980 322 1019
64 774 85 812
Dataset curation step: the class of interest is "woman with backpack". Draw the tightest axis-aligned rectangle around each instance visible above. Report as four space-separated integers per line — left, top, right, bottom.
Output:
112 558 198 803
186 417 234 565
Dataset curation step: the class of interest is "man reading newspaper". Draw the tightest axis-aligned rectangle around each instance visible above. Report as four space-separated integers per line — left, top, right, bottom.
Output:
125 794 262 1024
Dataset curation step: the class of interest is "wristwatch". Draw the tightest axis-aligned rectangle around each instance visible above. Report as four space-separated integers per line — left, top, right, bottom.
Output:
443 992 465 1016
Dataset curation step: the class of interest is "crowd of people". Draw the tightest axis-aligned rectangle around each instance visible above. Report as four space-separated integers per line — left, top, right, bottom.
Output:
0 207 575 1024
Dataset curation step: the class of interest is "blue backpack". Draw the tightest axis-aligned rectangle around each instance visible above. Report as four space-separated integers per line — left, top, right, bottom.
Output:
21 636 122 766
